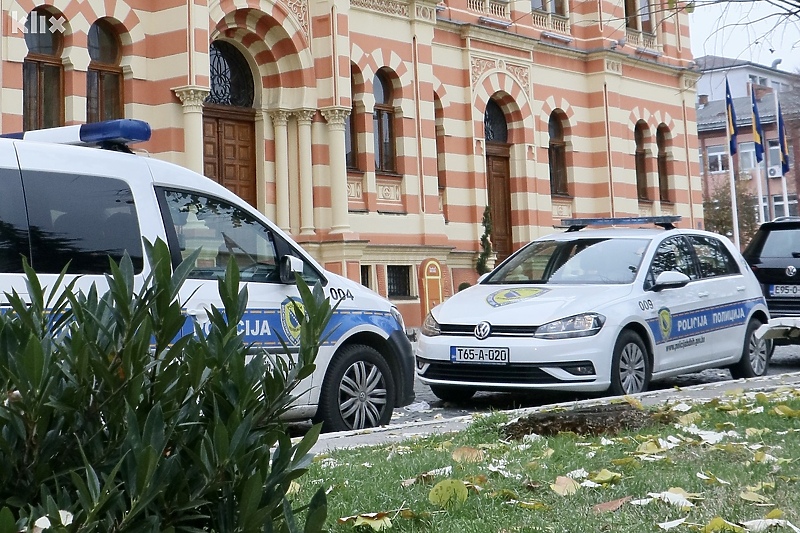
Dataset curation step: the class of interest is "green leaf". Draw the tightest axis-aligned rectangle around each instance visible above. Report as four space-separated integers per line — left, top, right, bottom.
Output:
303 488 328 533
429 479 469 508
0 507 17 533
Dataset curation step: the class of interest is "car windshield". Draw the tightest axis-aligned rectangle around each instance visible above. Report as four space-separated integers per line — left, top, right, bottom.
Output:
760 228 800 258
485 237 650 285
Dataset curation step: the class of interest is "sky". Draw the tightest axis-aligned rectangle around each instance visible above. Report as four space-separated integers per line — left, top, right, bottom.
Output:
689 1 800 73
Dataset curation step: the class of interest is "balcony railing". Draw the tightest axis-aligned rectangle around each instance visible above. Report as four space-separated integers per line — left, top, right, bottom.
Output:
531 10 570 34
626 28 659 54
468 0 511 20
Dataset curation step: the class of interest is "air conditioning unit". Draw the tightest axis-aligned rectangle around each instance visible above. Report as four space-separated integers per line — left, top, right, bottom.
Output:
768 165 782 178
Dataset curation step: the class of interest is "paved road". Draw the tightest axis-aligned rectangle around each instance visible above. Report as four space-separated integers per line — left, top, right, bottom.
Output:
391 345 800 425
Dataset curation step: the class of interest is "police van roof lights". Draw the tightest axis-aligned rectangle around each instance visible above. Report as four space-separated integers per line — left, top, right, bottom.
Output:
561 216 682 232
0 119 151 152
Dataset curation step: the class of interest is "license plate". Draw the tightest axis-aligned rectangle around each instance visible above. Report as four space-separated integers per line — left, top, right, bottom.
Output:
770 284 800 297
450 346 509 364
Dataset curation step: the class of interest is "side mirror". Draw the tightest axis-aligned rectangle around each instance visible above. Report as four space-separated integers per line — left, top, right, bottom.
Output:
279 255 304 284
651 270 690 291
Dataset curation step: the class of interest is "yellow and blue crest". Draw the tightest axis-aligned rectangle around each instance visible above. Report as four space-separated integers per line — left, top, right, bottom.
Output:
658 307 672 341
280 298 305 345
486 287 550 308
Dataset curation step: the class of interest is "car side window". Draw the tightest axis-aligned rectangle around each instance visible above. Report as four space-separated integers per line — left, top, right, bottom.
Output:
645 236 698 289
22 171 143 274
0 167 29 273
686 235 740 278
161 190 281 281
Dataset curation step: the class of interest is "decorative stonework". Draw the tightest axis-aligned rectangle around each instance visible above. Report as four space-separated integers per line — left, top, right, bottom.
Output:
605 59 622 74
295 109 316 124
173 85 211 113
351 0 409 17
281 0 310 36
376 178 402 202
551 199 573 219
470 56 497 85
321 107 350 126
415 4 435 21
505 63 529 93
347 178 363 199
639 204 654 217
270 110 290 126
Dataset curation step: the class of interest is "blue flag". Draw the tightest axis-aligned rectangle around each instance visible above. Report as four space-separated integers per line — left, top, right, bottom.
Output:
778 101 791 175
750 86 764 163
726 78 738 155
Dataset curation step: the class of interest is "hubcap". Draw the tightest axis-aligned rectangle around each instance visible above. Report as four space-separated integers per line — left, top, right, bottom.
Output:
619 342 646 394
748 332 769 376
338 361 387 430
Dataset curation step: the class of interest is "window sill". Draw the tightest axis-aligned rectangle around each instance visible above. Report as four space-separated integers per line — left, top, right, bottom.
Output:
376 170 402 178
552 192 572 199
377 209 407 215
389 296 418 301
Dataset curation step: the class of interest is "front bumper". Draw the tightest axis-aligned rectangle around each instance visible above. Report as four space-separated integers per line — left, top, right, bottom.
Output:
389 329 416 406
415 330 614 392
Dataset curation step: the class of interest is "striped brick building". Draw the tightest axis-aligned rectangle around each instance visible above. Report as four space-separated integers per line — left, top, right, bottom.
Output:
1 0 702 327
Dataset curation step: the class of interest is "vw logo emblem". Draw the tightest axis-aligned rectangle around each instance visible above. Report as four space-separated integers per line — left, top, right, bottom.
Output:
787 266 797 277
474 321 491 340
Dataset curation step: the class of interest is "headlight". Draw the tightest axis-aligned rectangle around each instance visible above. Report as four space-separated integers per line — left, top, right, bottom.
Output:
390 306 406 333
420 312 441 337
534 313 605 339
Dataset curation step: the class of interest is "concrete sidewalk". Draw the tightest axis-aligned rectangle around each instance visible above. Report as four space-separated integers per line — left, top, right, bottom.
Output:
311 371 800 454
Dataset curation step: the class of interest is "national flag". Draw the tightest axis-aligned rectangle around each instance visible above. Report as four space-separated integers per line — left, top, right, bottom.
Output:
778 100 791 175
726 78 738 155
750 86 764 163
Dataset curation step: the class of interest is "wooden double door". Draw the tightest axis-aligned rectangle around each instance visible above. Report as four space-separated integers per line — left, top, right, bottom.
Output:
486 142 513 263
203 105 257 207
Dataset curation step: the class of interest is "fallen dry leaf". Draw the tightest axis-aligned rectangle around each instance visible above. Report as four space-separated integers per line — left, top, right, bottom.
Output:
429 479 468 508
550 475 580 496
592 496 631 513
452 446 485 463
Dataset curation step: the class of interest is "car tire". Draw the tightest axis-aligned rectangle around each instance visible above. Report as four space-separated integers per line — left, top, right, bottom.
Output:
317 344 395 432
729 319 770 379
429 385 476 403
609 330 650 395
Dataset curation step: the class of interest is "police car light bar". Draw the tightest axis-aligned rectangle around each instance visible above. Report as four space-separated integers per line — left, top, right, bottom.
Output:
560 215 682 232
0 119 151 150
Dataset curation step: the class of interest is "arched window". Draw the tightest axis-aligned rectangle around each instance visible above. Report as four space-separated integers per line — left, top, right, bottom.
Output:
373 70 395 173
484 100 508 143
346 71 359 170
206 41 254 108
657 124 670 202
635 120 649 200
87 20 123 122
23 7 64 130
549 112 568 195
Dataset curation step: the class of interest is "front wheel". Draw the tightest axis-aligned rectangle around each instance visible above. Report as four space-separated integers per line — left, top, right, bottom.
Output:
317 344 396 432
609 330 650 396
729 319 770 379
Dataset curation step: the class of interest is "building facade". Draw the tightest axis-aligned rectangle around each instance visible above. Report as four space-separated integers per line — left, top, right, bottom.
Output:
1 0 701 326
695 56 800 225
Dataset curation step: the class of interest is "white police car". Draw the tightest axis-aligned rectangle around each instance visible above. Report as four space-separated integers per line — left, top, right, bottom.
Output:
0 119 414 431
417 217 770 401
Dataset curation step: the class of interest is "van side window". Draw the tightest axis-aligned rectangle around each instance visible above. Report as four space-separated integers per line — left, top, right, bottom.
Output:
0 167 29 273
23 171 142 274
161 190 280 282
686 235 740 278
645 236 698 289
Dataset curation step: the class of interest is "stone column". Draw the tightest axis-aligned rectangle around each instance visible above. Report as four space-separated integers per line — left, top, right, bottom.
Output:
270 110 291 232
172 85 210 174
321 107 351 234
296 109 317 235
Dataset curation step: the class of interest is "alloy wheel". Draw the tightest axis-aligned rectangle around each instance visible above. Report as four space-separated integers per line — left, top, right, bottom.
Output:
338 360 388 430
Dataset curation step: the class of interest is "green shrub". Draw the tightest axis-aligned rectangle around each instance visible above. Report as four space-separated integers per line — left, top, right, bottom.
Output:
0 240 328 532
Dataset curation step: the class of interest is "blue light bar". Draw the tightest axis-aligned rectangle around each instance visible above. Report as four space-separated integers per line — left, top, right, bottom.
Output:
0 119 151 148
561 216 682 231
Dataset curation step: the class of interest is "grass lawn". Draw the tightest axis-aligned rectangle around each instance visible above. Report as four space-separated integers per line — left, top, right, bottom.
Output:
297 387 800 533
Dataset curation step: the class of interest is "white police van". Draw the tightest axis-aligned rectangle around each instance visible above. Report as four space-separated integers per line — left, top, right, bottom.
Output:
0 119 414 431
417 217 771 401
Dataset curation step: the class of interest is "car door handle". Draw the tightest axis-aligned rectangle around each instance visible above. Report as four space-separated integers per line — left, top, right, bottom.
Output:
697 291 710 298
736 286 746 292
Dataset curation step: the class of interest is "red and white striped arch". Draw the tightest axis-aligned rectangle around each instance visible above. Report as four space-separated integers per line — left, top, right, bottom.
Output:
472 70 534 146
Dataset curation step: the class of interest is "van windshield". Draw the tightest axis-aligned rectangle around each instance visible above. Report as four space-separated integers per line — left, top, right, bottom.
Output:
484 238 649 285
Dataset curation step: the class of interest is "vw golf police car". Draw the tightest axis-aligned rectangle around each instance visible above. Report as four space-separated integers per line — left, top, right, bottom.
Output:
0 119 414 431
417 217 770 402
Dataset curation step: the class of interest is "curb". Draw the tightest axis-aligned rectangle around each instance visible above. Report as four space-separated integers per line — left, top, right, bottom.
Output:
311 371 800 454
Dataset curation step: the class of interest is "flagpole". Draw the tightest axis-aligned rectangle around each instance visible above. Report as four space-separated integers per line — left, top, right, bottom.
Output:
774 88 790 215
725 78 741 248
750 83 765 224
754 166 765 224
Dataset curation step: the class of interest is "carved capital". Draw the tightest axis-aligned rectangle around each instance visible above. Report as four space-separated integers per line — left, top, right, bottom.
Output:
270 110 290 127
321 107 351 126
295 109 316 124
172 85 210 112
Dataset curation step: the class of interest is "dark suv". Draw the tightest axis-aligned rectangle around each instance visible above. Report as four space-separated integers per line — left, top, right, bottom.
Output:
743 217 800 317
